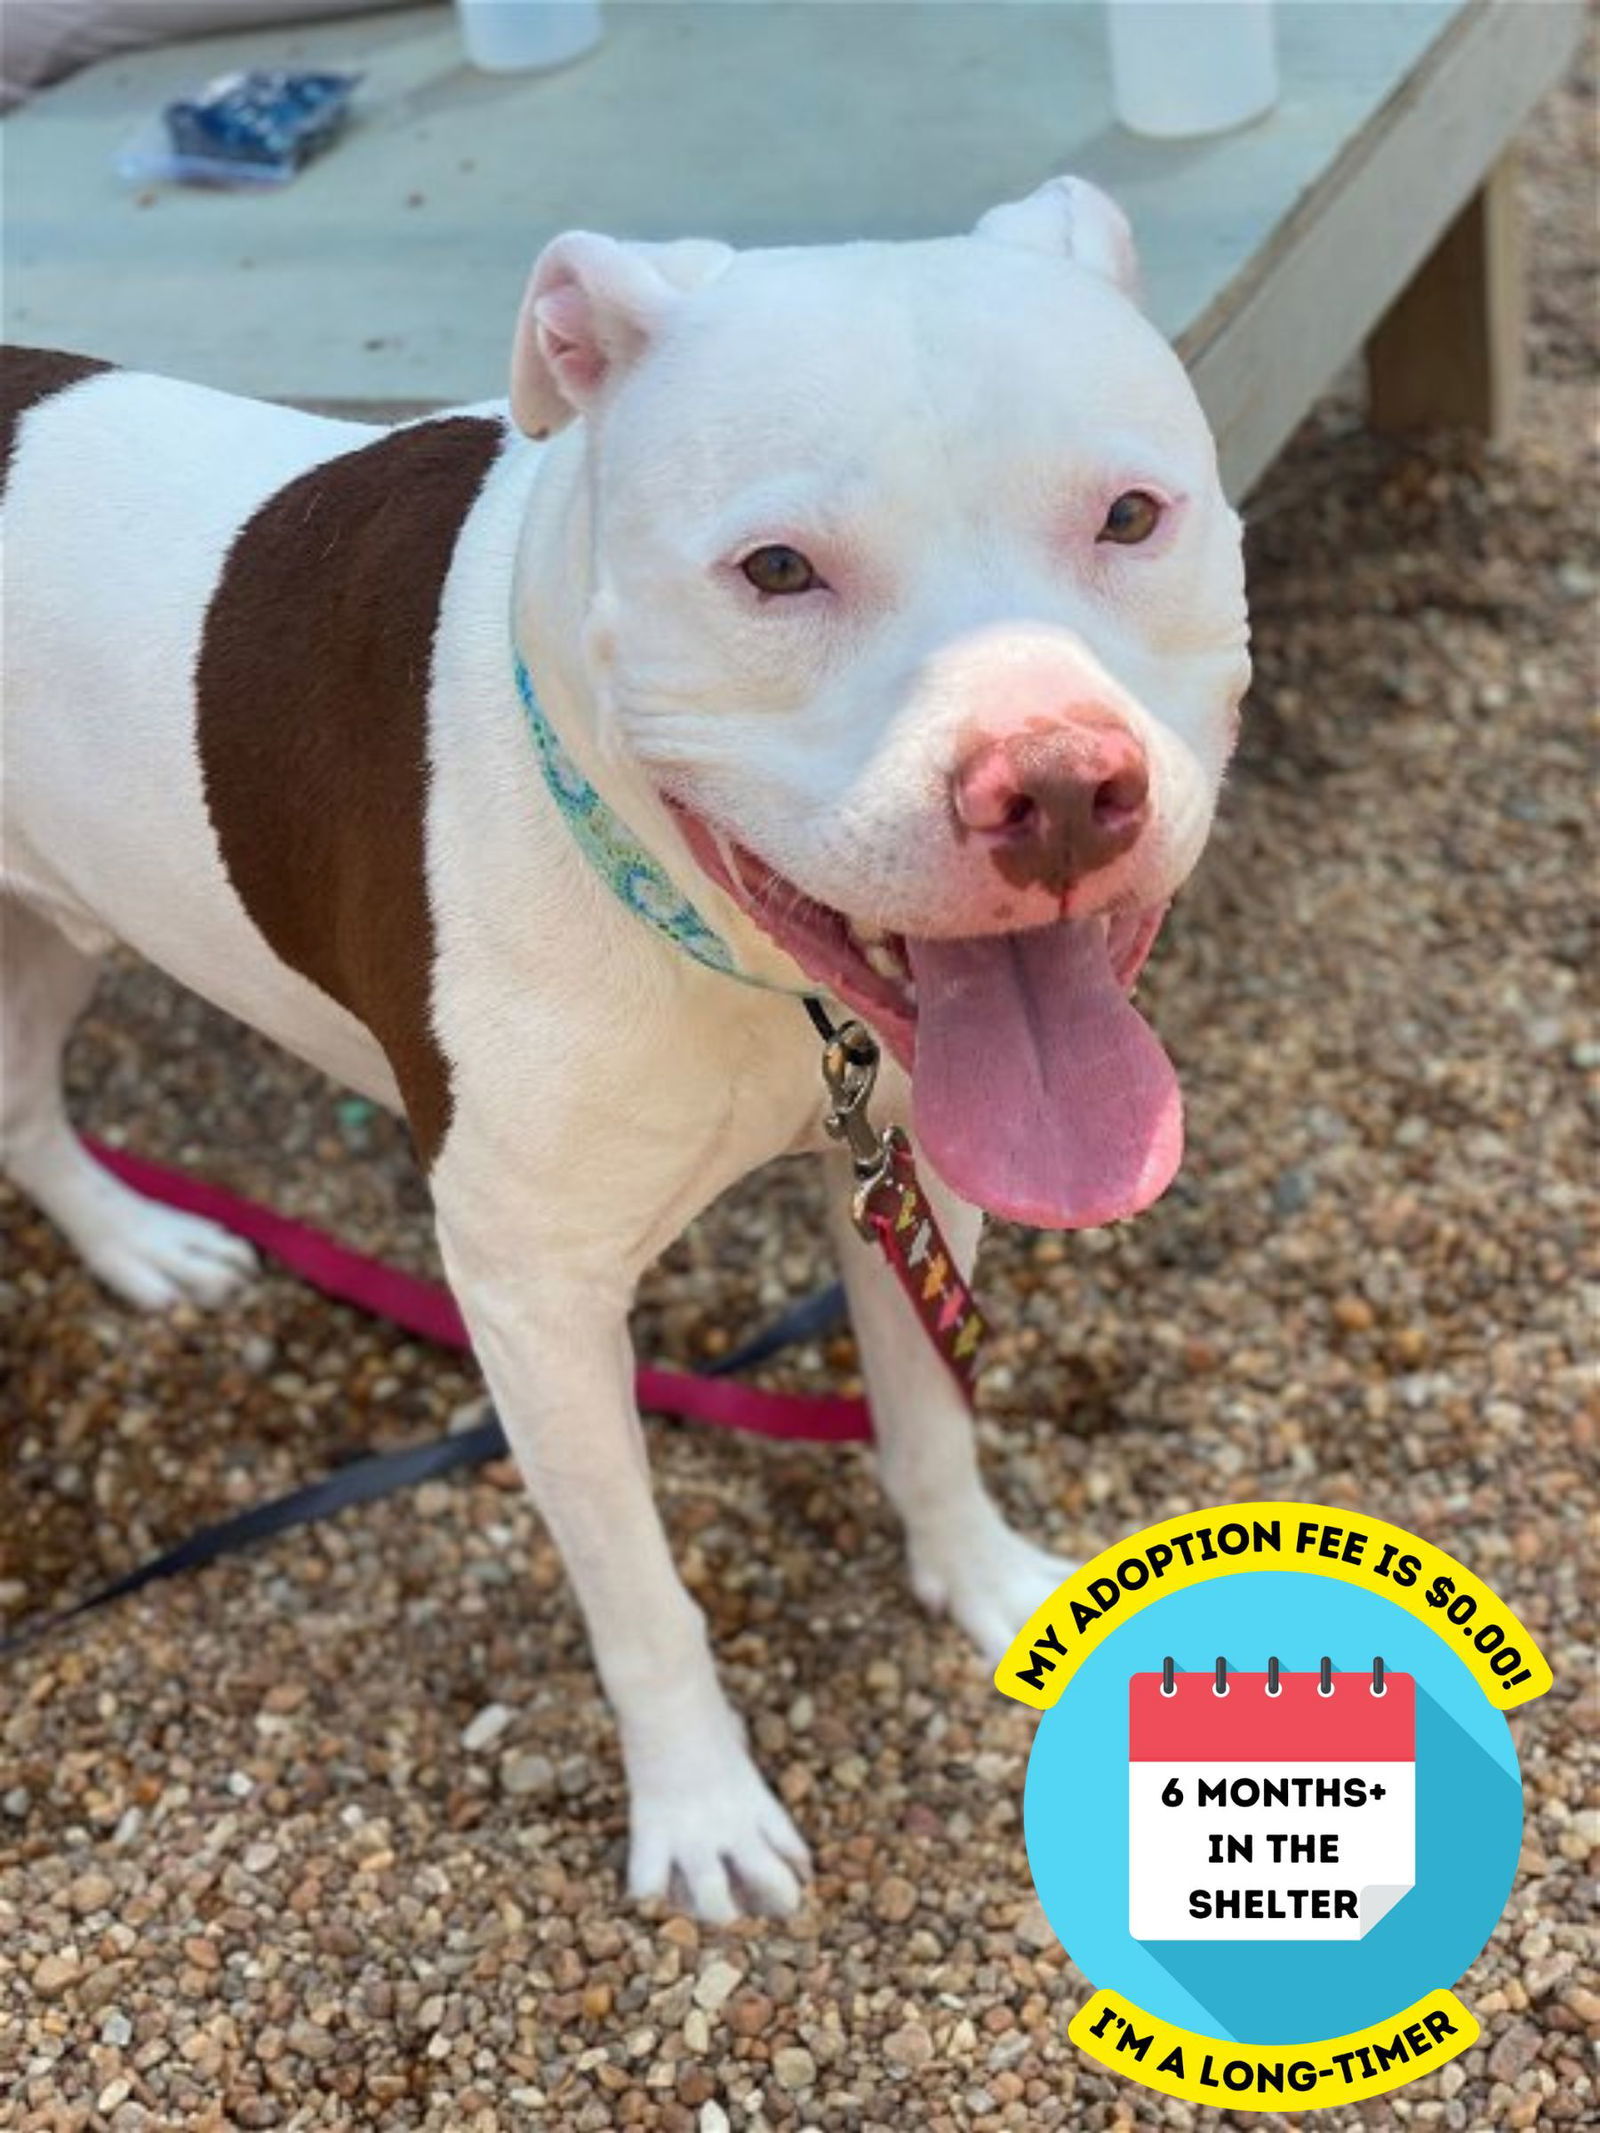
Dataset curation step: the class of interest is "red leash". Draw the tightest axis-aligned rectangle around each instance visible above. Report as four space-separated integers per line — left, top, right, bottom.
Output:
79 1010 980 1450
83 1138 872 1445
5 1102 982 1649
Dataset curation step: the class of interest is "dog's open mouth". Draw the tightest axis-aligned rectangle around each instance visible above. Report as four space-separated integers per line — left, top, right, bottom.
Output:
672 807 1182 1231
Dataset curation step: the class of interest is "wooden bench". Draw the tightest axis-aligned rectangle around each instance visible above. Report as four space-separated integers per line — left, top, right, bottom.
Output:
1 0 1582 494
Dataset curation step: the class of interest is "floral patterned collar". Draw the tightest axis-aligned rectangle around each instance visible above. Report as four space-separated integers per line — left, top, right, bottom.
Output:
514 649 809 996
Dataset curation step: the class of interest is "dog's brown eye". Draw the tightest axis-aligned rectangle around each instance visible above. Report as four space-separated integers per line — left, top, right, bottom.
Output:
740 544 820 595
1098 491 1163 545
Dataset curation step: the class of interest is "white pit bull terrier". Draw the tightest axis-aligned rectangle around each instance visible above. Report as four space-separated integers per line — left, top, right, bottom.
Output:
1 177 1248 1920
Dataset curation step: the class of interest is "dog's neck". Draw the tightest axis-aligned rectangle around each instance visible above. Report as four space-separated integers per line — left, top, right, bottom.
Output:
507 425 810 1000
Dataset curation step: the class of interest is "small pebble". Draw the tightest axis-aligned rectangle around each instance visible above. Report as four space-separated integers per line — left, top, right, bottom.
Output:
773 2044 816 2091
693 1959 743 2014
883 2021 935 2072
68 1869 116 1914
33 1951 81 1996
726 1990 773 2037
1489 2020 1544 2083
499 1749 556 1797
873 1874 918 1923
460 1702 512 1752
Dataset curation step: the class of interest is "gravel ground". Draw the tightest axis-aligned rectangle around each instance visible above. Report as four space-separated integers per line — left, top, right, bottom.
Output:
3 46 1597 2133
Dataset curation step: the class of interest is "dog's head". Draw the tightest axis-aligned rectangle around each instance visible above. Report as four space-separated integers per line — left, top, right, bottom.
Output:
510 179 1249 1230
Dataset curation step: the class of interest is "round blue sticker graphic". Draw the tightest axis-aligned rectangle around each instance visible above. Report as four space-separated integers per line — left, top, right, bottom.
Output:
1023 1570 1524 2044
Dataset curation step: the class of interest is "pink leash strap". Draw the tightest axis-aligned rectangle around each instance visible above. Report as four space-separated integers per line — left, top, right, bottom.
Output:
83 1138 872 1445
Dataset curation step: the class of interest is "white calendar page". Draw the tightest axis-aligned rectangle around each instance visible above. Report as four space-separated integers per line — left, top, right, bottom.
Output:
1128 1670 1416 1942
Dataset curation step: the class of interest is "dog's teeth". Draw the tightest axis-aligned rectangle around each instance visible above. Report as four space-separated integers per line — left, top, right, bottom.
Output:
853 921 887 946
864 941 903 982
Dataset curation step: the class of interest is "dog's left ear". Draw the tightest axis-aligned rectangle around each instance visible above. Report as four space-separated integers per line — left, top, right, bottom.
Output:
972 175 1140 300
511 232 735 440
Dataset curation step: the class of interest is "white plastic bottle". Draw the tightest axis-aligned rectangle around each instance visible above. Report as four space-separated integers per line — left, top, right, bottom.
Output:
1107 0 1278 140
455 0 604 76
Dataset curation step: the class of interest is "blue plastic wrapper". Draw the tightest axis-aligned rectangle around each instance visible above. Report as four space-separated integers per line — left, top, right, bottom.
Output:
118 69 360 189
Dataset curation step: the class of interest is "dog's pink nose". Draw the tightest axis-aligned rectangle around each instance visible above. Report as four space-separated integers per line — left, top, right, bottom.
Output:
952 715 1149 890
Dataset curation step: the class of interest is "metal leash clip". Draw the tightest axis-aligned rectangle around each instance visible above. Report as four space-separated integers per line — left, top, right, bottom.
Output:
819 1019 901 1236
811 1005 985 1398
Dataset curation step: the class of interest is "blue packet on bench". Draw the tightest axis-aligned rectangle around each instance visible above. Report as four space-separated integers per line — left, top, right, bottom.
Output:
118 69 360 189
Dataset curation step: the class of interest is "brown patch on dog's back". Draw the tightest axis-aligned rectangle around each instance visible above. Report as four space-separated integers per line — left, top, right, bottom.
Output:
196 415 506 1165
0 347 112 495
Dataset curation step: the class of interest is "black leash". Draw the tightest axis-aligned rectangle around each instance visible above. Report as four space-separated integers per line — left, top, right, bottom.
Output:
6 1001 865 1656
804 996 839 1043
1 1281 847 1658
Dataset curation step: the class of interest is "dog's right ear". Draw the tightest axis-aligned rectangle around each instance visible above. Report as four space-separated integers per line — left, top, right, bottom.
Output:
973 176 1141 302
510 232 735 439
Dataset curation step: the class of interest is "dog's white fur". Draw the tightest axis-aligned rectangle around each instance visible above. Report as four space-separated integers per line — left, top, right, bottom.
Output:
2 179 1247 1920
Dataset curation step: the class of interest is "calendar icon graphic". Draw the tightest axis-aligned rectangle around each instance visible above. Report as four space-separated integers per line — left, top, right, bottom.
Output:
1128 1659 1416 1941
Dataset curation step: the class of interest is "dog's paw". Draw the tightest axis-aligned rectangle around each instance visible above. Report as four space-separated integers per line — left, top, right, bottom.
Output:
81 1199 258 1311
626 1741 812 1924
909 1510 1073 1667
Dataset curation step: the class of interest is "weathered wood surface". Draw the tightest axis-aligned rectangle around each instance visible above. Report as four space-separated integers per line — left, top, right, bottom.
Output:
1 1 1582 493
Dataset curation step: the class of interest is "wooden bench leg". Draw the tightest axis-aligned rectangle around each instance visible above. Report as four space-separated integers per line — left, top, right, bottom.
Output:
1366 150 1524 444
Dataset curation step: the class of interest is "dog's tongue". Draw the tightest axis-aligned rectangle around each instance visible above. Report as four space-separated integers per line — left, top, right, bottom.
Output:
906 920 1182 1229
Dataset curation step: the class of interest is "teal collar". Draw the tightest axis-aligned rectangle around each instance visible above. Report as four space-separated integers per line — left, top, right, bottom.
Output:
514 649 809 995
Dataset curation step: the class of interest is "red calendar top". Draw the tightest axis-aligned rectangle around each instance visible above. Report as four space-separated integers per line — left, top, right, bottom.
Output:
1129 1671 1415 1761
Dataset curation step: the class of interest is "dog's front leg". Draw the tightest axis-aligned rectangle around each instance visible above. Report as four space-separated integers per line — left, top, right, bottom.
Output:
433 1195 809 1922
825 1147 1072 1664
